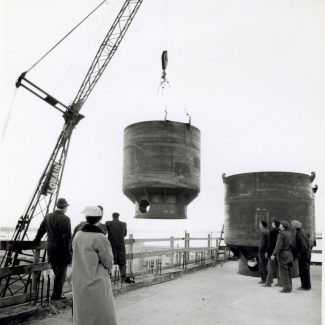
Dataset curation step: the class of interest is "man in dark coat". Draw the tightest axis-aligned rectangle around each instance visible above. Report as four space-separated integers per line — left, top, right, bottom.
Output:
258 220 269 284
34 198 72 300
105 212 134 283
263 218 281 287
271 220 294 293
291 220 312 290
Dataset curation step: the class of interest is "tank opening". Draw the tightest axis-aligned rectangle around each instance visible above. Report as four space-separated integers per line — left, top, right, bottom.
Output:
247 257 259 272
139 199 150 213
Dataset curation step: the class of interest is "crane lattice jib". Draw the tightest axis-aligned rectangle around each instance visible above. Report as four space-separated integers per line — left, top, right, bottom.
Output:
0 0 144 297
71 0 144 111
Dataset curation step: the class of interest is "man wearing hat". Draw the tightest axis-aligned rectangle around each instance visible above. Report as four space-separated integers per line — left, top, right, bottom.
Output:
291 220 312 291
70 205 107 253
105 212 133 283
271 220 294 293
34 198 72 300
263 218 281 287
72 206 116 325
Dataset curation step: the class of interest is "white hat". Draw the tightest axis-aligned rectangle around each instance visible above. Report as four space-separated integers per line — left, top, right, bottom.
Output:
82 206 102 217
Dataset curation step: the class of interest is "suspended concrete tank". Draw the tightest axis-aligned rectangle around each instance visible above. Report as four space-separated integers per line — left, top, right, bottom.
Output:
123 120 201 219
222 171 317 276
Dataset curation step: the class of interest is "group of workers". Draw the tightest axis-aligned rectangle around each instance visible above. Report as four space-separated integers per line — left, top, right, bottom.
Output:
258 218 313 293
33 198 132 325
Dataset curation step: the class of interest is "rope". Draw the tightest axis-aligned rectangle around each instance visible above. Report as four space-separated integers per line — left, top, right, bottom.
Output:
26 0 108 73
166 82 192 124
2 88 17 141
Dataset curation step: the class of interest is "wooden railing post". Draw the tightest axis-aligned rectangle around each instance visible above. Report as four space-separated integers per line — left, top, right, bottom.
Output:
32 248 40 293
170 236 174 266
185 232 190 264
208 234 211 259
128 234 134 275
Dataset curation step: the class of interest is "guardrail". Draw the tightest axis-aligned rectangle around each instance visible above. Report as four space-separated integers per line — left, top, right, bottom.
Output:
0 232 225 308
0 233 322 308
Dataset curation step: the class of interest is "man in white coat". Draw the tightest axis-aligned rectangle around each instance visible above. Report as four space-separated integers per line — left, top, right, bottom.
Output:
72 206 117 325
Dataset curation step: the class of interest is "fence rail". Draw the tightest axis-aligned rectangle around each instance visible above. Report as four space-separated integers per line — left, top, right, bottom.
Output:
0 233 322 308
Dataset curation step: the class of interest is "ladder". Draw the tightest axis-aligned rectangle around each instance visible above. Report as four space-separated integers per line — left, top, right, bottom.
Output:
213 224 230 267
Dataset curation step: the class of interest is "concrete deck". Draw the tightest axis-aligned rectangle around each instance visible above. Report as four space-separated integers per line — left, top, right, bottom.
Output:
4 261 323 325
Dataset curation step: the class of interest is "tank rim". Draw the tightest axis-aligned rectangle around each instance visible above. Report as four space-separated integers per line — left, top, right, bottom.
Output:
223 171 312 179
124 120 200 132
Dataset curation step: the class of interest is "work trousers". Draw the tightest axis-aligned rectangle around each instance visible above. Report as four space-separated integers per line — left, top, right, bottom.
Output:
298 251 311 289
113 264 126 278
277 251 293 292
51 264 68 299
266 258 281 285
258 252 268 281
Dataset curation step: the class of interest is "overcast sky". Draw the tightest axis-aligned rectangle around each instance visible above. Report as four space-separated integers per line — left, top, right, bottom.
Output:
0 0 324 237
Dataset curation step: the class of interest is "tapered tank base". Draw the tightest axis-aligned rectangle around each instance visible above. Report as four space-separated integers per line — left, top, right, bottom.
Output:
237 251 299 278
238 251 260 277
134 195 187 219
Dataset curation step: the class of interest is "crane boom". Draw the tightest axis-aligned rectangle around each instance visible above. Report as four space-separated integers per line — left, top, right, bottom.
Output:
0 0 144 298
72 0 144 111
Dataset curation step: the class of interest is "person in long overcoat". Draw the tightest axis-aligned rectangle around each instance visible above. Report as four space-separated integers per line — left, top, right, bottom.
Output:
34 198 71 300
291 220 312 290
69 205 106 254
72 206 116 325
271 220 294 293
105 212 128 281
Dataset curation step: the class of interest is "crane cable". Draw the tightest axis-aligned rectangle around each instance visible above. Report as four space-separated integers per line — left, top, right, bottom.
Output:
26 0 108 74
157 0 191 124
2 88 17 141
159 0 169 120
2 0 109 140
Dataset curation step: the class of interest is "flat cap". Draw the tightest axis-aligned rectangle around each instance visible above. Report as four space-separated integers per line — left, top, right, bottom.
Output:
82 206 102 217
273 218 281 227
112 212 120 218
291 220 302 229
280 220 291 230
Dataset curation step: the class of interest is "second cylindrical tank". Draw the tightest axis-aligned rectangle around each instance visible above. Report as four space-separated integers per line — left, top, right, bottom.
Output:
222 171 317 276
123 120 201 219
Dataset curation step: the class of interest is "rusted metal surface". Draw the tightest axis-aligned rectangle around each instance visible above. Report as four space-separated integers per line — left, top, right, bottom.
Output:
222 171 317 276
123 120 200 219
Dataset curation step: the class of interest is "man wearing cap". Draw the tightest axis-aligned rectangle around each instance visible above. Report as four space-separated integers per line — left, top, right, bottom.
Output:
72 206 116 325
291 220 312 291
262 218 281 287
271 220 294 293
34 198 72 300
257 220 269 284
105 212 133 283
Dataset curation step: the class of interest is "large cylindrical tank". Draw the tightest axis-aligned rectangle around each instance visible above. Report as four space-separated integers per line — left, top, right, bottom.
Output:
222 171 317 276
123 120 201 219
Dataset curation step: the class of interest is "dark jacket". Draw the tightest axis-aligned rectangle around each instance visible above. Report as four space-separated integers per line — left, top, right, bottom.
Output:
34 209 72 266
105 219 127 265
259 228 269 254
266 228 279 256
272 229 294 257
295 228 311 256
105 220 127 247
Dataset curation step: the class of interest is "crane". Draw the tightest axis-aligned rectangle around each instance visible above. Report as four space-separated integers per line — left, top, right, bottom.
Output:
0 0 144 298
